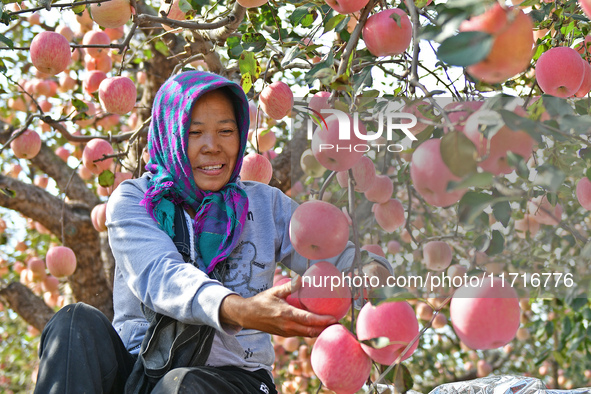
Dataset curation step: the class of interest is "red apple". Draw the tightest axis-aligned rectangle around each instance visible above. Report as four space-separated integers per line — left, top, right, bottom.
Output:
239 152 273 184
575 60 591 97
27 257 47 281
11 129 41 159
34 175 49 188
423 241 453 271
514 214 540 238
459 5 534 84
55 24 75 41
250 129 276 153
259 81 293 120
325 0 370 15
84 70 108 94
356 301 419 365
311 324 372 394
387 240 401 254
311 114 366 172
450 276 520 349
105 26 125 41
237 0 268 7
536 47 585 98
91 203 108 232
82 138 114 174
308 91 331 114
85 53 113 73
107 172 133 194
83 31 111 59
41 275 60 293
363 9 412 57
55 147 70 162
45 246 77 278
576 177 591 210
373 198 405 232
298 261 351 320
336 155 376 192
289 200 349 260
463 108 535 175
98 76 137 115
364 174 393 204
30 31 72 76
476 359 492 377
431 313 448 329
58 73 77 93
579 0 591 21
410 138 466 207
90 0 132 28
273 277 304 309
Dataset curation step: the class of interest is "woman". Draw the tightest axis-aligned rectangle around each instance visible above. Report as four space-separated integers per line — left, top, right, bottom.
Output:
34 71 390 394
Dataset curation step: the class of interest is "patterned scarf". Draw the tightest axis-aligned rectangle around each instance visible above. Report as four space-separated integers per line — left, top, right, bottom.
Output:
141 71 250 274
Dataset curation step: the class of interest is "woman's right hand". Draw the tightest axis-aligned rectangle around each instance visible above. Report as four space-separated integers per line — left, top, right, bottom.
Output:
219 277 337 337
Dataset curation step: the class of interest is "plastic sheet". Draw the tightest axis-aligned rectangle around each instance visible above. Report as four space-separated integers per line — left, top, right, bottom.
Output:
428 375 591 394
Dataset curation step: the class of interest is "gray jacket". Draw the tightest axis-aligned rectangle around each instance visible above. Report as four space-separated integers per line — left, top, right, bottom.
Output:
107 173 390 373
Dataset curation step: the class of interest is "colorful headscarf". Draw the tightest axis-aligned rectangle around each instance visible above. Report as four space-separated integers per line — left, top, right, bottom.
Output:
141 71 250 274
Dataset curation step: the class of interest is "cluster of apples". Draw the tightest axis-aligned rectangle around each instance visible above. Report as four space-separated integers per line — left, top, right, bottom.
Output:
12 245 77 310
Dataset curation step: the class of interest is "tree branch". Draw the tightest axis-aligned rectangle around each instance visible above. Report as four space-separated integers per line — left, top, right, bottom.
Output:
0 282 55 331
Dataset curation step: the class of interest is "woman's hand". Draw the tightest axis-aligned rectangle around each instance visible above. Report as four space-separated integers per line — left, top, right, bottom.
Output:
219 278 337 337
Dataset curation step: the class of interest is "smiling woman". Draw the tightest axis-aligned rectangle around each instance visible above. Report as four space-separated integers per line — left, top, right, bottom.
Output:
32 70 391 394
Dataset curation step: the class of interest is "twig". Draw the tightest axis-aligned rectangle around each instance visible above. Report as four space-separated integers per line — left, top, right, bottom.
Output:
8 0 108 14
404 0 421 93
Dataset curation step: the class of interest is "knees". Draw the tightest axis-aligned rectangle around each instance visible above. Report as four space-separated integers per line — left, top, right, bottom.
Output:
43 303 111 338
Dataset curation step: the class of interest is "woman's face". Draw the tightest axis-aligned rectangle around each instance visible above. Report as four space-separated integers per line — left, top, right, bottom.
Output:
188 89 240 192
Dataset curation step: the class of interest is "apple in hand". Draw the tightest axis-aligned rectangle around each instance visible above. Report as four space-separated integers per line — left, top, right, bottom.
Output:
273 277 304 309
30 31 72 76
311 324 372 394
289 200 349 260
298 261 351 321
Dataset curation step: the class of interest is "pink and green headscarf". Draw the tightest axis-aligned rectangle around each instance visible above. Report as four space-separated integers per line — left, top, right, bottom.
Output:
141 71 250 274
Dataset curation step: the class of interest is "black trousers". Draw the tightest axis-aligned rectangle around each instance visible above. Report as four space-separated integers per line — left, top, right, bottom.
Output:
34 303 277 394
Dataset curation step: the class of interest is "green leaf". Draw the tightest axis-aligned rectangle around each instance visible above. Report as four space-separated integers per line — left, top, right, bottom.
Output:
98 170 115 188
0 58 7 74
281 45 302 68
492 200 511 227
506 152 529 178
436 31 494 67
391 364 414 394
241 33 266 53
71 98 89 113
533 163 565 193
290 5 316 27
586 167 591 182
227 36 243 59
0 32 13 49
542 95 574 117
447 172 493 191
568 335 584 353
389 11 402 27
561 315 572 339
498 109 543 143
154 40 170 56
559 114 591 134
0 187 16 198
485 230 504 256
440 131 478 177
458 191 494 224
545 321 554 337
324 14 346 33
71 3 86 14
240 73 253 95
360 336 404 349
353 67 373 97
178 0 193 13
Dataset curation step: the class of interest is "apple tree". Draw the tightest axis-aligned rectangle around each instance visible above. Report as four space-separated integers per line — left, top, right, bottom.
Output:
1 0 591 392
